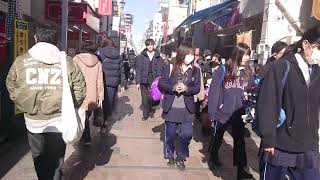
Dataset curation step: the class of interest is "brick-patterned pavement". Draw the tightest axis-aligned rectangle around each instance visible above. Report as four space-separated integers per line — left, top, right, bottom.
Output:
0 84 260 180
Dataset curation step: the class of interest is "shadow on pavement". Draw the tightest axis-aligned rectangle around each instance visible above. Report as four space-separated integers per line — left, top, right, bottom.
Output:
193 119 260 179
63 133 117 180
117 96 134 121
0 115 31 179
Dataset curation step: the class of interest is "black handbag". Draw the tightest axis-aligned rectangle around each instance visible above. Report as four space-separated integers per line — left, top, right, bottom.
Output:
93 107 104 127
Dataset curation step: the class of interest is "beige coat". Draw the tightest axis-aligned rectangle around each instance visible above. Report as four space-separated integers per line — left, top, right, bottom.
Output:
74 53 104 110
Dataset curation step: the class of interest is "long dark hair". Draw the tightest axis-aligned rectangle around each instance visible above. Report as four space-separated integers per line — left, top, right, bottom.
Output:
284 26 320 55
266 41 288 64
171 45 195 75
226 43 252 82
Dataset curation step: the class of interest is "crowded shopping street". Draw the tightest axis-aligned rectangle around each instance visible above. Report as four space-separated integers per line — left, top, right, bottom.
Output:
1 0 320 180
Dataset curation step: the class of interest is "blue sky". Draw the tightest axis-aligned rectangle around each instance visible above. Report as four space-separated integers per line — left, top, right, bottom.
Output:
124 0 160 37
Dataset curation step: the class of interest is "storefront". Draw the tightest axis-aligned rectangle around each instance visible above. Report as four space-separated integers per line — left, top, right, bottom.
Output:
175 0 264 59
45 0 100 55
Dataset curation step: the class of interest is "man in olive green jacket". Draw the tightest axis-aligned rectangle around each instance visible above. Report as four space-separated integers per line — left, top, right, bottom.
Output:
6 24 86 180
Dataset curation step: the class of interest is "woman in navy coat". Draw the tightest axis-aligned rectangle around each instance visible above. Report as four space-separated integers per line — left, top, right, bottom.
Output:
158 46 201 170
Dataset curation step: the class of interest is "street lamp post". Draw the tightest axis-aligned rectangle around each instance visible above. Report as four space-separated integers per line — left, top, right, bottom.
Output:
61 0 68 51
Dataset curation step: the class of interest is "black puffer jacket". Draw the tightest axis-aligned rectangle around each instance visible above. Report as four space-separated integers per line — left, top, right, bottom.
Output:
136 49 163 84
96 47 125 87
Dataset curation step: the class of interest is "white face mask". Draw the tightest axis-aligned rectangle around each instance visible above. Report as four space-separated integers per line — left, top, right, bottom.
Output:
310 48 320 64
184 54 194 65
205 56 212 60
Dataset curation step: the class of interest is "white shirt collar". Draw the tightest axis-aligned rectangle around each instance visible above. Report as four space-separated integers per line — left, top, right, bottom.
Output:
295 53 311 83
147 51 155 61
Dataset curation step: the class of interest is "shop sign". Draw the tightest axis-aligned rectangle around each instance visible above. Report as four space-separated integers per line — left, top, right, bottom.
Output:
204 8 240 33
14 19 28 58
45 0 87 24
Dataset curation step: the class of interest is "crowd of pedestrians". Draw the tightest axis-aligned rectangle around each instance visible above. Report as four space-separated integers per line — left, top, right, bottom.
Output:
3 22 320 180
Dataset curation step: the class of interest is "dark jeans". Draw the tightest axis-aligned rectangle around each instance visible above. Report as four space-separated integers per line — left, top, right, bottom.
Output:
81 110 92 143
103 86 118 118
140 84 154 118
210 111 247 167
261 162 320 180
164 121 193 160
27 131 66 180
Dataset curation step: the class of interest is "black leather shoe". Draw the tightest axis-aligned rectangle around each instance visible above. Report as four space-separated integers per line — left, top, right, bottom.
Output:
237 168 253 179
167 158 175 167
175 158 185 170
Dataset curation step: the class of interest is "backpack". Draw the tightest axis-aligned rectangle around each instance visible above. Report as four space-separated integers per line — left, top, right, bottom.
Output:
246 60 290 136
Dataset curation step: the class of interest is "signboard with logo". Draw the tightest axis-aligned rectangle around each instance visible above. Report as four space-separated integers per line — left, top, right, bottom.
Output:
45 0 87 24
98 0 112 16
204 7 241 33
14 19 28 58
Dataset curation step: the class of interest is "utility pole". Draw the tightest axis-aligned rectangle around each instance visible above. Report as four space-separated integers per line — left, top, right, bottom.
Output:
61 0 68 51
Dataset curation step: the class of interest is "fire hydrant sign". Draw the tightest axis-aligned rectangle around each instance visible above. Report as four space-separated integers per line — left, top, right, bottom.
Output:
14 19 29 58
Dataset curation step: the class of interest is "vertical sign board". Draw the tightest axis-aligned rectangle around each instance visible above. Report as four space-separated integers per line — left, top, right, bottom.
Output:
98 0 112 16
14 19 28 115
14 19 28 58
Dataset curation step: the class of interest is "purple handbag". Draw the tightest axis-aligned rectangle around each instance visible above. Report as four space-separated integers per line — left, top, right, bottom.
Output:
150 77 162 101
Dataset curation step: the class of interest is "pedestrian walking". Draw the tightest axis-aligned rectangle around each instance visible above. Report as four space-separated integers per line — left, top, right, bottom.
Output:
136 38 163 120
73 47 104 146
158 45 201 170
258 41 288 79
256 26 320 180
128 49 137 70
208 43 253 179
6 24 86 180
96 37 126 123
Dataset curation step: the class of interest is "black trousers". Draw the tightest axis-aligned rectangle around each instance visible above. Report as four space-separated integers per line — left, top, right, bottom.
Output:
27 131 66 180
210 111 247 167
140 84 154 117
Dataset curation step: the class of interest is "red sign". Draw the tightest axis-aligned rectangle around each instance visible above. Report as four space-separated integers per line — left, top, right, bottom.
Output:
45 0 87 24
98 0 112 16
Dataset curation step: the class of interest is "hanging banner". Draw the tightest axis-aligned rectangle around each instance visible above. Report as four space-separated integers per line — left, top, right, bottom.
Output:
98 0 112 16
204 7 241 33
14 19 28 58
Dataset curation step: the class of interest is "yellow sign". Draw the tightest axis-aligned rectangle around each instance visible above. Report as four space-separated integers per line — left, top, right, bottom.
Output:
14 19 29 114
14 19 29 58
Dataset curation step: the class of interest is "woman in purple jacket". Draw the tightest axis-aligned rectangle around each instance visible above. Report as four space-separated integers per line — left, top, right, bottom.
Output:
158 46 201 170
208 43 253 179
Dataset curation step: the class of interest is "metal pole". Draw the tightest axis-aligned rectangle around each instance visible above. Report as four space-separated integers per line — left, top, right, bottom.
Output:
61 0 68 51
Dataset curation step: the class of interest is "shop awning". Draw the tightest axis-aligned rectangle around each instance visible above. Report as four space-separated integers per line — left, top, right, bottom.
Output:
176 0 239 29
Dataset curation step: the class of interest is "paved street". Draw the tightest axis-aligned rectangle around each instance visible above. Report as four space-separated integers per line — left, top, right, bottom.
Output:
0 84 261 180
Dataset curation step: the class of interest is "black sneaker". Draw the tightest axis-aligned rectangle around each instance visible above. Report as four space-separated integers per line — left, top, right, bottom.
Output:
175 158 185 170
237 168 253 179
167 158 175 167
149 113 154 118
142 116 148 121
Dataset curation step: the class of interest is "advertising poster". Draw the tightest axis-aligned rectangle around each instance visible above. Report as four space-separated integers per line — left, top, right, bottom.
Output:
14 19 28 58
